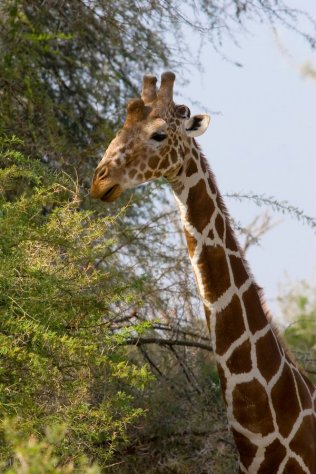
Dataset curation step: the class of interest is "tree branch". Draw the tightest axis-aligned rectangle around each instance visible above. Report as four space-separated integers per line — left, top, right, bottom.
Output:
121 336 213 352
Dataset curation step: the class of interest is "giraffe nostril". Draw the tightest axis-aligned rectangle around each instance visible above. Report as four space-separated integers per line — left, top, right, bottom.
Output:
97 166 109 180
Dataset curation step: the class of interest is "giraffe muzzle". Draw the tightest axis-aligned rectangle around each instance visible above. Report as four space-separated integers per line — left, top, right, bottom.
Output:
90 178 123 202
90 166 122 202
100 184 120 202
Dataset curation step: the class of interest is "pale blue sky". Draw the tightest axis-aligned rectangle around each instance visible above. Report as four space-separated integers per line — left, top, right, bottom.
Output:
176 1 316 321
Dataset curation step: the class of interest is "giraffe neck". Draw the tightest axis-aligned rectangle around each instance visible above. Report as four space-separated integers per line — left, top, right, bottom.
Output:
170 140 272 340
169 140 316 473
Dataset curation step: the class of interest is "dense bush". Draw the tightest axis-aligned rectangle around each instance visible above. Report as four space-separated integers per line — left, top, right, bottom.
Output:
0 136 152 469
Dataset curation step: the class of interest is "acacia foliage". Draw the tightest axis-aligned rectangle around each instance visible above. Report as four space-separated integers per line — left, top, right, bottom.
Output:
1 1 315 471
0 136 153 469
0 0 171 173
1 0 314 177
1 421 101 473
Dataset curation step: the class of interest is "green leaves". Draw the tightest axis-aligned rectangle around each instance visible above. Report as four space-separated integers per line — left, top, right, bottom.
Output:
0 138 150 468
280 280 316 383
1 419 101 473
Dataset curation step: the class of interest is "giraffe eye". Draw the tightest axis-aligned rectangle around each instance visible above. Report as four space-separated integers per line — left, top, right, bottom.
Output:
150 132 167 142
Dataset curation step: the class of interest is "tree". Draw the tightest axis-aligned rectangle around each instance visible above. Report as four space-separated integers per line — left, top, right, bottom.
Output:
1 0 314 176
1 1 315 471
0 136 152 468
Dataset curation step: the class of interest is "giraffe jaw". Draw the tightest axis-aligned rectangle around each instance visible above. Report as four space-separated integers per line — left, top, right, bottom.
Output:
100 184 122 202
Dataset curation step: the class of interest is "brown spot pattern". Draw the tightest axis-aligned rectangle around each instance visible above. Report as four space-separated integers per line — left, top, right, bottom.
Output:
258 439 287 473
283 457 305 473
215 294 245 355
184 227 197 258
230 255 249 288
290 417 316 472
243 284 267 334
200 156 207 172
256 330 281 383
170 148 177 163
215 214 225 240
192 147 199 160
183 145 190 156
207 175 217 195
198 245 231 305
149 155 159 169
225 227 239 251
208 228 215 240
187 179 215 233
186 158 198 177
303 373 316 396
232 429 258 469
227 339 252 374
293 370 313 411
233 380 275 435
144 170 152 180
129 169 137 178
271 363 301 438
160 156 169 168
203 305 211 331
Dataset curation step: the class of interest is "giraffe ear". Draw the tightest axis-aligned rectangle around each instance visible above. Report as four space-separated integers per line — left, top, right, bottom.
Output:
185 114 210 137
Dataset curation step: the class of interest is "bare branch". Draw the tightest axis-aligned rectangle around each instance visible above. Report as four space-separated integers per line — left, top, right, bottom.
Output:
121 336 213 352
227 192 316 232
234 212 280 252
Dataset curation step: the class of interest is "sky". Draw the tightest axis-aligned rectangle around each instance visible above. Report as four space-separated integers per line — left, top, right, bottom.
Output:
176 1 316 322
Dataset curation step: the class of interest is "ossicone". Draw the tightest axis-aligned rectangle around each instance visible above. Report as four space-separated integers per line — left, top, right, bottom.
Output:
157 71 176 102
126 98 146 124
141 75 158 104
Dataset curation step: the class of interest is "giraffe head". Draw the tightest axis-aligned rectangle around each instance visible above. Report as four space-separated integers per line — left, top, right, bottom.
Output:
90 72 210 202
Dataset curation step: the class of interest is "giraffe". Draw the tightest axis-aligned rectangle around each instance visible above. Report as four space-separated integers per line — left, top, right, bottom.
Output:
90 72 316 473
